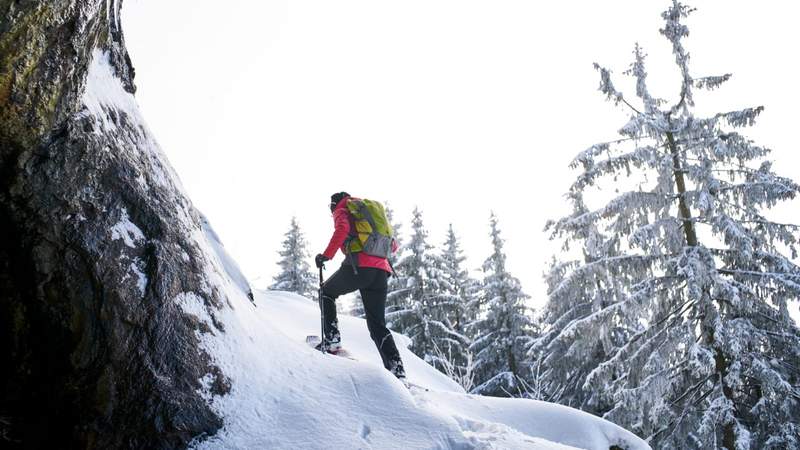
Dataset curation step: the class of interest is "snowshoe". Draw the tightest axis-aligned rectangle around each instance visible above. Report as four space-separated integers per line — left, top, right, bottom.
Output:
314 341 342 353
306 335 353 359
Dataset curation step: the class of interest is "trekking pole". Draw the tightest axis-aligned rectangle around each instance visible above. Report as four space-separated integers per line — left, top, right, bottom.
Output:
318 265 325 353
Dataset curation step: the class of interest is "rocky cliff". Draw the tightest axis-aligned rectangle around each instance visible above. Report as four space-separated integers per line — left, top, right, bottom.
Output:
0 1 244 448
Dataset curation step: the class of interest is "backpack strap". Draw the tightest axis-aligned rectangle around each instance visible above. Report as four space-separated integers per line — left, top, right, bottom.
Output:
343 206 359 274
346 251 359 275
343 234 359 275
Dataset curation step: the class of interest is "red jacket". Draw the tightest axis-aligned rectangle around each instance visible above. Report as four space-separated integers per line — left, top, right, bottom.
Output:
322 196 396 273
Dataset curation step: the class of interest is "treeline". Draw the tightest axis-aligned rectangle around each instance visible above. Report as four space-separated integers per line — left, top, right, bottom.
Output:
269 2 800 449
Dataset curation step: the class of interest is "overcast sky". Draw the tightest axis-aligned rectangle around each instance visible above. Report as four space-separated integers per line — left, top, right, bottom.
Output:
122 0 800 310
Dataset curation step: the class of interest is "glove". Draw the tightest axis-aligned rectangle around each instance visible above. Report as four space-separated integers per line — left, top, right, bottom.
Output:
315 254 329 269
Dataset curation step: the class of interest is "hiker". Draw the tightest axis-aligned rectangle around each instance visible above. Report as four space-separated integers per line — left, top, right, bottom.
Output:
314 192 406 380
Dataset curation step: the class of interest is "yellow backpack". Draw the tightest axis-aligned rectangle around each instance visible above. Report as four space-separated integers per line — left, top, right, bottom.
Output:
345 198 394 259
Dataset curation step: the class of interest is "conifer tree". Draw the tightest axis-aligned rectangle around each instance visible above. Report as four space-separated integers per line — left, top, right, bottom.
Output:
428 224 478 377
387 208 445 363
269 217 316 298
470 213 534 397
383 203 405 318
418 225 476 376
441 225 479 332
537 2 800 448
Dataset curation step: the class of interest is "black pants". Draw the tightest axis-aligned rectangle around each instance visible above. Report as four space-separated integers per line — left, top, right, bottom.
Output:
321 265 404 371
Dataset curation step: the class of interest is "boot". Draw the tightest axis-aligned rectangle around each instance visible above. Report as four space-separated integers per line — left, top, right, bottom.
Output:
314 339 342 354
388 358 406 380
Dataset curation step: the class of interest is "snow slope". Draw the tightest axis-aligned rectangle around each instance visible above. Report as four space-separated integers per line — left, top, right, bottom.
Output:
187 240 651 450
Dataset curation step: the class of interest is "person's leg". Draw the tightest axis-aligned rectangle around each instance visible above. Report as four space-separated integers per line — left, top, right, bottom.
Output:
320 264 371 346
360 269 404 376
359 285 390 369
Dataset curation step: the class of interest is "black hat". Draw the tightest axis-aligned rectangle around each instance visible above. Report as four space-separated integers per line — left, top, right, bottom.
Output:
330 192 350 211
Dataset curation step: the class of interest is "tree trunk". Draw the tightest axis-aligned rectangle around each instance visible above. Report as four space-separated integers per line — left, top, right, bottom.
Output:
508 347 518 381
666 130 698 247
666 129 736 450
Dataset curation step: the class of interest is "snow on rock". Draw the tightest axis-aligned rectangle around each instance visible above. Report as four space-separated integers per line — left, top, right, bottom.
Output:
175 292 215 327
189 235 650 450
200 213 253 299
109 207 145 248
81 48 190 194
119 258 147 298
81 49 140 133
4 5 226 438
129 259 147 296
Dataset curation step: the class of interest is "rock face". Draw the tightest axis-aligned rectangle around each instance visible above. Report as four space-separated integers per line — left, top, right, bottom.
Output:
0 1 241 448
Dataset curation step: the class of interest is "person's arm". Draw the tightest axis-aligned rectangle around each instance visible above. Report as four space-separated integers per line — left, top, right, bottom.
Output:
322 209 350 259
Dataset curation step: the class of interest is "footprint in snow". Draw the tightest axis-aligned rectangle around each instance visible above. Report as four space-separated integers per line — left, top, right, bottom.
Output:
359 423 371 440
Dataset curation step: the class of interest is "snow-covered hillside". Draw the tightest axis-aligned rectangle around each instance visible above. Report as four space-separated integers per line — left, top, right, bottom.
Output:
186 233 651 450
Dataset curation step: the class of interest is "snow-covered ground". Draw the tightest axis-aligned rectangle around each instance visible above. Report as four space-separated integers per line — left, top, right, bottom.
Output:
188 249 651 449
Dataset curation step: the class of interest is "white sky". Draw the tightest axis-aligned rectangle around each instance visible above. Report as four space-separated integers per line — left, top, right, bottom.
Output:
122 0 800 311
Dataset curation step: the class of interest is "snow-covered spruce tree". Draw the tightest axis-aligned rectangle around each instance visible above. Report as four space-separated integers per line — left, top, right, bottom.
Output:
441 224 480 335
269 217 317 298
470 213 535 397
386 207 446 363
424 225 478 380
386 207 417 332
534 225 627 407
537 2 800 448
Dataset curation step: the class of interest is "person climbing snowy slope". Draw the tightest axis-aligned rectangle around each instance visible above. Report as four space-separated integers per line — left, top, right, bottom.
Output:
314 192 406 380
